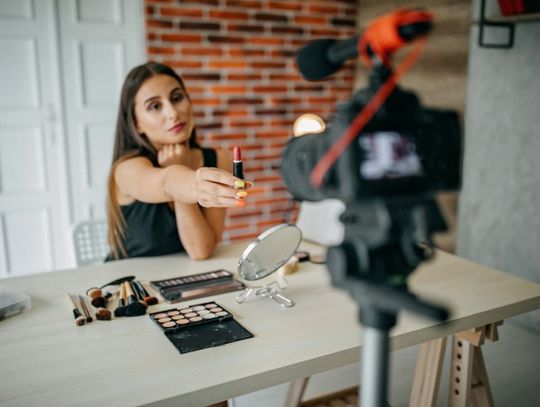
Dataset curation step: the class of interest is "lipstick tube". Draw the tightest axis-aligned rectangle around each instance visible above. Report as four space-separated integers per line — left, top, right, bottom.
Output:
233 147 245 189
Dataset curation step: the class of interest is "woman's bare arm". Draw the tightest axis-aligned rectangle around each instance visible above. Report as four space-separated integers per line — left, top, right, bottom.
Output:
115 155 238 207
173 149 233 259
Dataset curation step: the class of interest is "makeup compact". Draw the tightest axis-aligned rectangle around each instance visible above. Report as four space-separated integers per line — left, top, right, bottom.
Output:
150 269 245 303
149 301 253 353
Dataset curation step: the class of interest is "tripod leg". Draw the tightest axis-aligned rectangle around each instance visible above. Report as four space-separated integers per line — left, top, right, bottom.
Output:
361 326 391 407
409 337 447 407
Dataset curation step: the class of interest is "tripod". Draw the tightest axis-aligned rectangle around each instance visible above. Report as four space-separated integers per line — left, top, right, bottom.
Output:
326 199 449 407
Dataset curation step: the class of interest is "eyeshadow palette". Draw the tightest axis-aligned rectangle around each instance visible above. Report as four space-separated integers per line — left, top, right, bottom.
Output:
150 269 246 303
149 301 253 354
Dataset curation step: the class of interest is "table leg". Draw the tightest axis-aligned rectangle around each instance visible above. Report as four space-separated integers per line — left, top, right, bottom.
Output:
449 335 475 407
409 337 447 407
284 377 310 407
449 321 501 407
470 348 494 407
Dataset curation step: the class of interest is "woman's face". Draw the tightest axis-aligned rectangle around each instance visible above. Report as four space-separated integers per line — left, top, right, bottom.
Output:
134 74 194 150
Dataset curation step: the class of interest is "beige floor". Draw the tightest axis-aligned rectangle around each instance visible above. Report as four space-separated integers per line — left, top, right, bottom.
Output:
232 317 540 407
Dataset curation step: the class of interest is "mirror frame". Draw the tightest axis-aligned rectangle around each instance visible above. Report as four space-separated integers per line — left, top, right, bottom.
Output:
237 223 302 281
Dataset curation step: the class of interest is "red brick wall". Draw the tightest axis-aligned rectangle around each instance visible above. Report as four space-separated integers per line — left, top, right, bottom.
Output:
144 0 358 242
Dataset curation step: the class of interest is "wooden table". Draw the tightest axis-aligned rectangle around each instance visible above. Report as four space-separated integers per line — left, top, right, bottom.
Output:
1 241 539 407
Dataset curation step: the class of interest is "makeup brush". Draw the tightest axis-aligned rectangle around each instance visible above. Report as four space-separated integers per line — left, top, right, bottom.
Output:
95 307 112 321
87 276 135 307
78 295 93 323
86 287 106 308
133 280 158 305
124 281 147 317
65 293 86 326
85 290 112 320
113 282 128 317
130 280 144 302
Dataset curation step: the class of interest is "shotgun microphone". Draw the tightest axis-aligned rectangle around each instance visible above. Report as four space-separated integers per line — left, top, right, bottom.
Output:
296 9 433 81
296 36 359 81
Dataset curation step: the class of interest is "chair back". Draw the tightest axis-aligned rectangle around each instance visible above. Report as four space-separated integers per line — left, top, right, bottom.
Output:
72 220 109 266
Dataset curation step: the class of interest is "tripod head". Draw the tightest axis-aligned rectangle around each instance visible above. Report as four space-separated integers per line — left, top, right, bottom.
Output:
326 198 449 328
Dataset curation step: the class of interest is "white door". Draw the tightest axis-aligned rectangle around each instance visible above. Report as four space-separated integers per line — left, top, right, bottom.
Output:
0 0 70 276
0 0 144 276
58 0 145 221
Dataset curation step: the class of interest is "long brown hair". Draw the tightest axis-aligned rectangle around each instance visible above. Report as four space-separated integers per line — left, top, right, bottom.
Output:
107 61 198 259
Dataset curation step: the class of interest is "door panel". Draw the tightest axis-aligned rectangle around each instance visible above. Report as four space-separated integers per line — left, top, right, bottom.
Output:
59 0 145 223
0 126 47 193
2 208 52 275
80 41 125 106
0 39 40 108
0 0 34 20
0 0 68 276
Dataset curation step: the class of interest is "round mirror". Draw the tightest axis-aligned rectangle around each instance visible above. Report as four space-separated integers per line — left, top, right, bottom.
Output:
238 223 302 281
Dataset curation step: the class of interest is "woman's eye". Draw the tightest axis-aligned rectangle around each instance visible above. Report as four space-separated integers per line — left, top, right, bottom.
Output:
172 93 184 103
148 102 160 111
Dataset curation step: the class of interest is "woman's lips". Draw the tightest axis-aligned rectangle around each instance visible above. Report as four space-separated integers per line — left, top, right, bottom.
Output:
169 123 185 133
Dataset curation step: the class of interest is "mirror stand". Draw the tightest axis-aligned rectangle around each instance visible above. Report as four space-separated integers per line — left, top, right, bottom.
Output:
235 280 295 308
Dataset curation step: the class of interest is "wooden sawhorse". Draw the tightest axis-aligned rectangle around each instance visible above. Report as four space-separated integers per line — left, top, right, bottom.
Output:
285 321 503 407
411 321 503 407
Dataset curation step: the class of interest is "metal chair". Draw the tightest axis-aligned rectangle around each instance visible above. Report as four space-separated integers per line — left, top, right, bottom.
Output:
72 220 109 266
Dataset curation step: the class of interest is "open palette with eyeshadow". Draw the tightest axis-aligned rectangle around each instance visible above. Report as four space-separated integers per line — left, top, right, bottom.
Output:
149 301 253 354
149 269 246 303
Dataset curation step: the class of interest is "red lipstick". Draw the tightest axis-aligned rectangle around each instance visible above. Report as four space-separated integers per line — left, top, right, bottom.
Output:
233 146 244 180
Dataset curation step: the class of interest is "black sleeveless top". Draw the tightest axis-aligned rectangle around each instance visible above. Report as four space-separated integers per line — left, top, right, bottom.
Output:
105 148 217 261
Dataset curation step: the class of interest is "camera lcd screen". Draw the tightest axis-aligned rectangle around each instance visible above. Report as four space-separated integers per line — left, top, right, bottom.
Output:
359 132 423 181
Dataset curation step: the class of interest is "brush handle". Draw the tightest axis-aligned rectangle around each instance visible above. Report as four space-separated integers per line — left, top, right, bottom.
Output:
65 293 83 319
136 281 151 297
118 281 127 306
78 295 93 322
125 280 136 300
130 281 144 301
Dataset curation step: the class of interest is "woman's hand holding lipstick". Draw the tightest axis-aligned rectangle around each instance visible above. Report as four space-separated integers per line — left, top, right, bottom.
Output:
192 167 252 208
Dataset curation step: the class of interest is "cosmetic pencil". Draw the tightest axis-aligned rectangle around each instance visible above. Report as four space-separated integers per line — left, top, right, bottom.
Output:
65 293 86 326
233 146 245 188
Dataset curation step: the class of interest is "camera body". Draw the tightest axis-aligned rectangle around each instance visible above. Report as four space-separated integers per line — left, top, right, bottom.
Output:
282 71 461 204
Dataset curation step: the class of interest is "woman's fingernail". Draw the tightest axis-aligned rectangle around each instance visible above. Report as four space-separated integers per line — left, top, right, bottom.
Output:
235 199 247 207
234 180 245 189
236 191 248 198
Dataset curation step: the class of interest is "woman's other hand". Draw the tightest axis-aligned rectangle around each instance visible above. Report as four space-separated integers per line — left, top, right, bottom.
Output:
158 143 190 168
194 167 251 208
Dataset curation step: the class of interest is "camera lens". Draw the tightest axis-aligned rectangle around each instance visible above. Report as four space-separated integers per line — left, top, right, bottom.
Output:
281 132 328 202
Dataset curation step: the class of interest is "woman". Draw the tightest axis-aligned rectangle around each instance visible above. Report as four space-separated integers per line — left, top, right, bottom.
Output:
106 62 248 261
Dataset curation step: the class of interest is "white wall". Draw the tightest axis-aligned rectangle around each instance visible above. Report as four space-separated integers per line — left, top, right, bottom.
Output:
457 0 540 331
